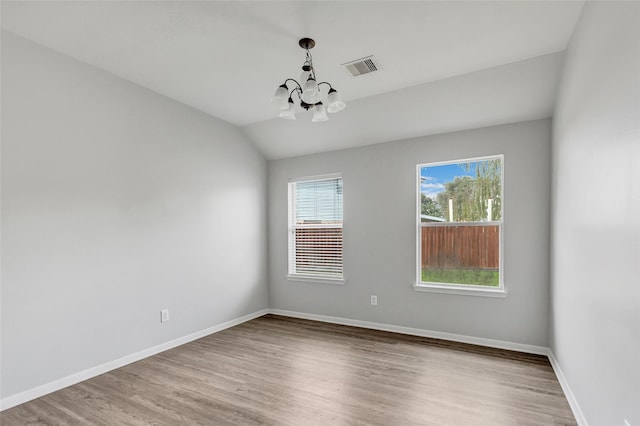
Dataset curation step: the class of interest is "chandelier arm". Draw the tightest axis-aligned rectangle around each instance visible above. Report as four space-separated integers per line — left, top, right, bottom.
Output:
317 82 333 92
284 78 302 90
290 86 303 101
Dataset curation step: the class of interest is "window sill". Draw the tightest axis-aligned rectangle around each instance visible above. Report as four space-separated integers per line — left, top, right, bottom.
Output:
413 283 507 298
287 275 346 285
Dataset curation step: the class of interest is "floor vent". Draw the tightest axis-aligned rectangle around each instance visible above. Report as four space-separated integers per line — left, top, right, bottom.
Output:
342 56 380 77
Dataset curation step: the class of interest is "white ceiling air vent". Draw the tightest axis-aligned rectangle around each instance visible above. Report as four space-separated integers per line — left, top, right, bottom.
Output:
342 56 380 77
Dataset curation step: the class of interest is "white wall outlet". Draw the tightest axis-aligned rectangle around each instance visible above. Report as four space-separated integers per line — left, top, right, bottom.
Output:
370 295 378 305
160 309 170 323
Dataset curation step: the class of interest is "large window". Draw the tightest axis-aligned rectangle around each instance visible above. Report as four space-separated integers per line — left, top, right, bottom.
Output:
416 156 504 293
288 174 344 282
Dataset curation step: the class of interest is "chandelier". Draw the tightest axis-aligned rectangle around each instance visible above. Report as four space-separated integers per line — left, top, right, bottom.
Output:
271 38 346 122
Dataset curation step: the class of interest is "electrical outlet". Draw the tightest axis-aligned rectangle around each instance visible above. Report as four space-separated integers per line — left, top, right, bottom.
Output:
624 420 631 426
160 309 170 323
370 295 378 305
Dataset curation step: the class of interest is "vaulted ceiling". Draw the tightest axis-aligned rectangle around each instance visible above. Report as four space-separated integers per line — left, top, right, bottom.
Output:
1 1 584 159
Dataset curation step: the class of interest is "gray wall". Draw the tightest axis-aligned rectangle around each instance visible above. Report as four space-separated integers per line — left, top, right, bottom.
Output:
269 119 551 346
1 32 268 399
551 2 640 425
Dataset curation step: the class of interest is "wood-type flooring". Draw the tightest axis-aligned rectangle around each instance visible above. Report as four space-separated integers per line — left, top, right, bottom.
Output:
1 314 577 425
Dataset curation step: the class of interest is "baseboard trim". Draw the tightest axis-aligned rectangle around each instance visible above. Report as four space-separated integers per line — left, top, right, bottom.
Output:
268 309 549 355
546 349 589 426
0 308 270 412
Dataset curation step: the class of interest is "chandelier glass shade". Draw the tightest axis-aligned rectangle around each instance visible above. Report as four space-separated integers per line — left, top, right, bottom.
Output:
271 38 346 121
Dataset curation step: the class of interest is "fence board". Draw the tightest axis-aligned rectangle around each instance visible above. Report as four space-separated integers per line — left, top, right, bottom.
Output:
421 225 499 270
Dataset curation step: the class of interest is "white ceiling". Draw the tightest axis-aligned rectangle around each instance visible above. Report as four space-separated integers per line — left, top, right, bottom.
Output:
245 52 565 159
1 1 584 159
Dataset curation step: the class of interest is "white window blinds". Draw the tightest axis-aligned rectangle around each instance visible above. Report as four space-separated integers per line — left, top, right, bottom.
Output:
288 176 343 279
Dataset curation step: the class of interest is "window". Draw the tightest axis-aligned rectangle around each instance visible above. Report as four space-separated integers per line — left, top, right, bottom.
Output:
288 174 344 283
416 155 504 294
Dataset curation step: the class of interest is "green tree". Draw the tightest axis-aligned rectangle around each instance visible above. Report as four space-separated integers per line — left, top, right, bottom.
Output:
436 159 502 222
421 194 443 218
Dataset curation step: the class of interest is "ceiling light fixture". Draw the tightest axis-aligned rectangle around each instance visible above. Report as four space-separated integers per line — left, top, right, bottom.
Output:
271 38 346 122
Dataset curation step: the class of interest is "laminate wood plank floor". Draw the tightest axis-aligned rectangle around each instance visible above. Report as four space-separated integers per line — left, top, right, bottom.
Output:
1 314 576 425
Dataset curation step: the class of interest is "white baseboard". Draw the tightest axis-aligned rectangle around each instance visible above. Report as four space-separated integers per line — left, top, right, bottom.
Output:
0 309 270 412
268 309 549 355
546 349 589 426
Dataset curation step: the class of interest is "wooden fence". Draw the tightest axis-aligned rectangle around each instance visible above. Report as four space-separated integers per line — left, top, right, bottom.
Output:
421 225 499 269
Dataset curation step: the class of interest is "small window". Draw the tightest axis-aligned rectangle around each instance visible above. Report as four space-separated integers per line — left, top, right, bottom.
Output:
288 174 344 283
416 156 504 293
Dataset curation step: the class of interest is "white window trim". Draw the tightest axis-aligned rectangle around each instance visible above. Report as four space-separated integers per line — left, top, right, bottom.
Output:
412 283 507 297
287 173 344 283
288 172 342 183
415 155 505 296
287 275 346 285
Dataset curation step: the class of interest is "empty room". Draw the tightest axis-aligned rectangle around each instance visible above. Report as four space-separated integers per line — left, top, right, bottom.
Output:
1 1 638 425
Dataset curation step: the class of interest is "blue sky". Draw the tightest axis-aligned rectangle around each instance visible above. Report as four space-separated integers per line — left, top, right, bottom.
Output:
420 163 476 199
